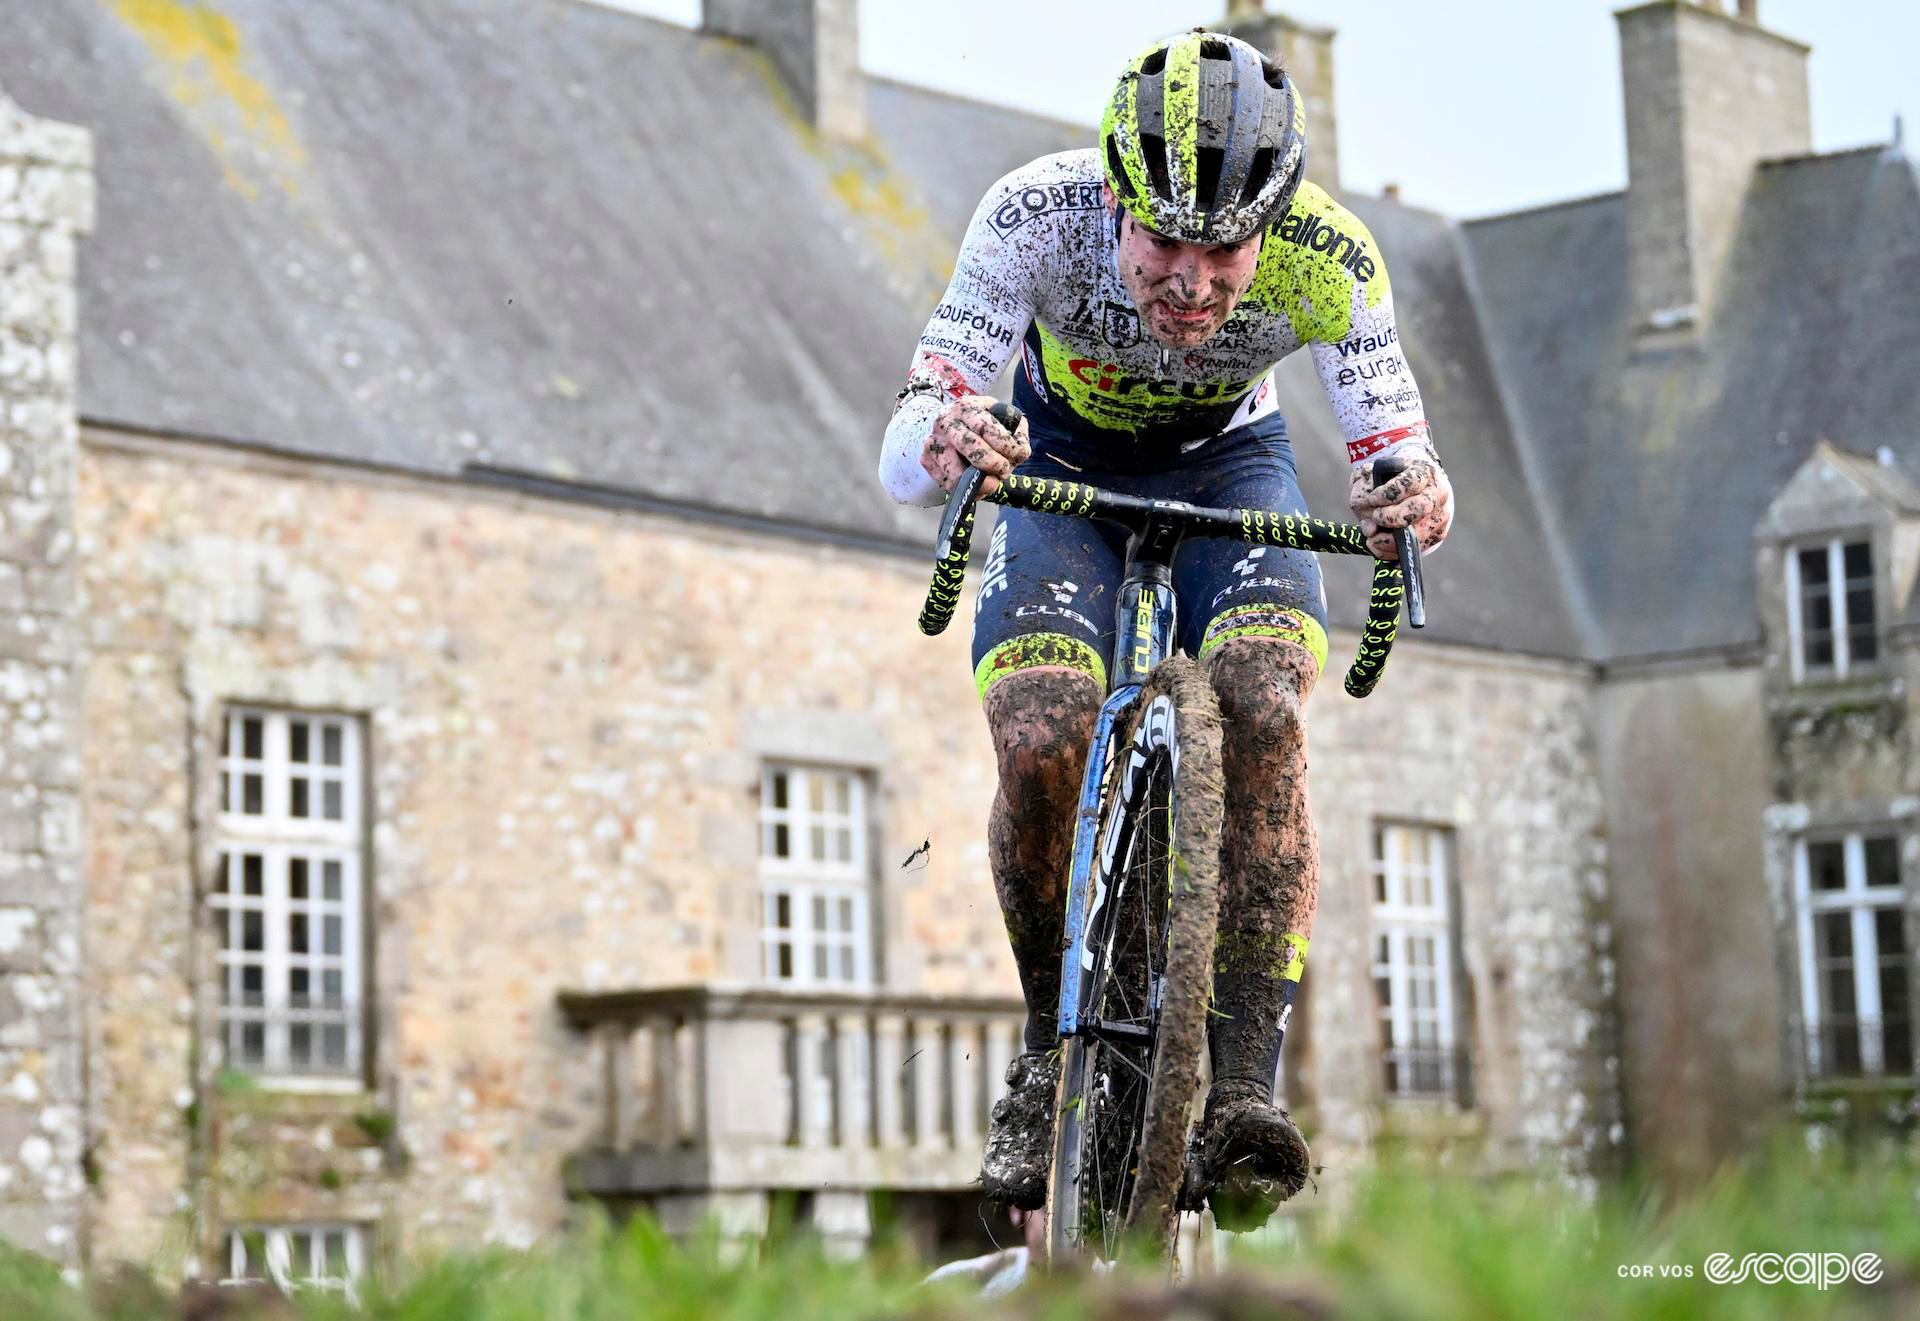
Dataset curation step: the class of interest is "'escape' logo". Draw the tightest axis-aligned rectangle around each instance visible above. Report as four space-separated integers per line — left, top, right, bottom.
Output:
1703 1253 1882 1289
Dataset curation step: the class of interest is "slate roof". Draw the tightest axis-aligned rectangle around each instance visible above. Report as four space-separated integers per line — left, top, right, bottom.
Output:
1464 143 1920 661
53 3 1918 665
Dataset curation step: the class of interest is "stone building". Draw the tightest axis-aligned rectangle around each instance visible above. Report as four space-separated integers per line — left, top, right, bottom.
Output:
0 0 1910 1288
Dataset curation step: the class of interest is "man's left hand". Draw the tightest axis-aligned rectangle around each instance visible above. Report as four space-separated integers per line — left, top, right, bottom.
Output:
1349 448 1454 561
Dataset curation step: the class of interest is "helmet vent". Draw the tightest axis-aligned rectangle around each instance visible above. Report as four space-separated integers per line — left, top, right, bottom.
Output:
1197 146 1224 210
1200 38 1231 61
1140 48 1168 76
1240 147 1275 206
1262 59 1286 89
1141 133 1172 199
1105 135 1136 199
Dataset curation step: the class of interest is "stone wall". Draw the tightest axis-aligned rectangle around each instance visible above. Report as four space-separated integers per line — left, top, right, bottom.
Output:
0 83 93 1268
1593 665 1778 1185
74 433 1008 1268
1304 645 1620 1185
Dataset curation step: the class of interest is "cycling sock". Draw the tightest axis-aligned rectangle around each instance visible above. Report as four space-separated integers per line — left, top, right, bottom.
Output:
1209 932 1308 1104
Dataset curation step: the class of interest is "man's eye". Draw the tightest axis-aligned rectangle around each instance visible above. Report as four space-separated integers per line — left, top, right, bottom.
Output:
1215 241 1245 256
1151 235 1179 251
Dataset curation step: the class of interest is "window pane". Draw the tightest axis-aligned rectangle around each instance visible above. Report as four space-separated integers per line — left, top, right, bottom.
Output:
323 860 342 901
810 825 827 861
813 946 828 979
323 781 344 821
1809 842 1846 891
1842 540 1871 581
241 1021 265 1063
835 828 852 863
322 969 342 1003
773 823 789 858
777 943 793 979
1374 975 1392 1008
833 777 850 814
1818 911 1853 958
291 778 309 819
808 775 825 813
290 858 308 900
290 1023 313 1066
837 896 854 932
324 915 342 956
1372 869 1387 904
325 1231 348 1275
322 724 344 766
243 774 264 815
812 895 827 929
222 773 231 813
290 967 309 1003
1798 547 1830 589
215 855 229 894
243 716 264 759
1863 838 1899 890
323 1025 347 1067
243 854 264 895
838 946 854 982
1876 906 1907 956
1824 966 1856 1015
242 911 264 952
775 893 790 929
290 722 310 764
241 965 263 999
290 913 309 955
771 772 788 810
1880 964 1909 1028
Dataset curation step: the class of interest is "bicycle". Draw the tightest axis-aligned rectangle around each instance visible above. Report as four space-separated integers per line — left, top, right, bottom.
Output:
917 403 1426 1262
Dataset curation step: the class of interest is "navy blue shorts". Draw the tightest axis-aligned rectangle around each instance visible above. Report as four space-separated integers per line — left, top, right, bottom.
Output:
969 410 1330 698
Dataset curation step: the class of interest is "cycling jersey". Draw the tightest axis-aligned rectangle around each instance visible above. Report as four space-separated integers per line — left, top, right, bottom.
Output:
879 150 1432 504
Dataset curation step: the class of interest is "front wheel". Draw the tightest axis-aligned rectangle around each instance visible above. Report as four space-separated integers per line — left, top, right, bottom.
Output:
1047 655 1224 1262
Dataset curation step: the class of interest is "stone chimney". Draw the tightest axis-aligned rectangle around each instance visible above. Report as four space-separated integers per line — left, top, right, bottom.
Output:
0 80 94 1268
1616 1 1810 343
704 0 866 142
1220 2 1339 192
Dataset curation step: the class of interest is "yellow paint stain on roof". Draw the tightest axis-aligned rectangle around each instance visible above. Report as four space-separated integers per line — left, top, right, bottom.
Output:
111 0 306 200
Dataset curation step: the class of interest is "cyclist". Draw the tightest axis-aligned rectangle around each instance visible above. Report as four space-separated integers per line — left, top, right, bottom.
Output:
878 29 1453 1231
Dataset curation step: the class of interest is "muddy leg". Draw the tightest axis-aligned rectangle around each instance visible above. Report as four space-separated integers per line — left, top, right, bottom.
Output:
984 667 1102 1051
1203 636 1320 1099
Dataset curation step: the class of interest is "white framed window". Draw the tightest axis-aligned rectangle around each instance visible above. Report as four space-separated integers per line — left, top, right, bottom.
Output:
213 709 365 1082
1785 537 1878 681
225 1223 368 1297
759 764 872 988
1370 823 1463 1100
1795 833 1910 1079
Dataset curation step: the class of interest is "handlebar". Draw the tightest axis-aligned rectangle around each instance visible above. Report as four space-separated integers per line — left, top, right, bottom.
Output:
917 440 1430 699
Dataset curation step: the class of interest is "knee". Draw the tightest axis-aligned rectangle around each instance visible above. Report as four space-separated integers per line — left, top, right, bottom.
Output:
985 667 1101 797
1205 636 1314 754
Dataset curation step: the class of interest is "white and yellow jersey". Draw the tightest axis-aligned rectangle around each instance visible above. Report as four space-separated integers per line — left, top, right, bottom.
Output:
880 150 1431 505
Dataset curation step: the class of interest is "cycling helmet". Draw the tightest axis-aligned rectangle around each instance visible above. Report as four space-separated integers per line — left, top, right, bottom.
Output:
1100 29 1308 245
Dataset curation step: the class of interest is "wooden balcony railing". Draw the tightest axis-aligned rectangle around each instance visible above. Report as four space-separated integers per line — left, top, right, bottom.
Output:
558 985 1026 1196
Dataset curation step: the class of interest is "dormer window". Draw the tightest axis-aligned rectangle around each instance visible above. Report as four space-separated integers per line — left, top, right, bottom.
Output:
1785 537 1876 681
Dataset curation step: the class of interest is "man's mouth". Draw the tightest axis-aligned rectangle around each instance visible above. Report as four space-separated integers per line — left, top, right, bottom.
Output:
1158 300 1215 325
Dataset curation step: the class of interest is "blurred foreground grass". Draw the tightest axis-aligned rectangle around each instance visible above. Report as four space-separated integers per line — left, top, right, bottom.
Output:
4 1139 1915 1320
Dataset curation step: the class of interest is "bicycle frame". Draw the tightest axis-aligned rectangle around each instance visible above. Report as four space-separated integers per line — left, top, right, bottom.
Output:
1057 512 1184 1045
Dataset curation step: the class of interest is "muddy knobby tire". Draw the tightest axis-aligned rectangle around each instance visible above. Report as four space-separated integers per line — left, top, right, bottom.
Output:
1123 656 1224 1251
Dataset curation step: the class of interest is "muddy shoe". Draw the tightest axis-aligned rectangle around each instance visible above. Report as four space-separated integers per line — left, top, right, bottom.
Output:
1179 1089 1311 1232
979 1051 1060 1210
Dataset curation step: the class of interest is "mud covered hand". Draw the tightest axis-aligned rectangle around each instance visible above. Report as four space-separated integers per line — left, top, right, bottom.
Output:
921 394 1031 497
1349 445 1453 561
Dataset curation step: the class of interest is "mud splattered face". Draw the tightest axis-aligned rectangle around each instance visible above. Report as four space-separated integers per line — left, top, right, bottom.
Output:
1108 192 1263 350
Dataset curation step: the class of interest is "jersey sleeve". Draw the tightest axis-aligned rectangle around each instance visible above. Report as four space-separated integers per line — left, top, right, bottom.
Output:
1309 281 1435 468
877 169 1042 506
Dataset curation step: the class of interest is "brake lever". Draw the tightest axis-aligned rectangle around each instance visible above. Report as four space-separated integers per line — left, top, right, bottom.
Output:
1371 454 1427 629
935 402 1026 559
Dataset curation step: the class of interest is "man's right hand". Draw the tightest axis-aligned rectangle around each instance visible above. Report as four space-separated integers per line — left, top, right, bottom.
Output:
921 395 1031 497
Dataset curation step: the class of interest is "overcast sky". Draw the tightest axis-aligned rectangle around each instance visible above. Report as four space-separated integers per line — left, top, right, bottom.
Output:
601 0 1917 218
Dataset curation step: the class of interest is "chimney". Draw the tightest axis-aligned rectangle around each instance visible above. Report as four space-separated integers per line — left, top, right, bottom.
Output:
1219 5 1340 192
1616 1 1810 343
704 0 866 142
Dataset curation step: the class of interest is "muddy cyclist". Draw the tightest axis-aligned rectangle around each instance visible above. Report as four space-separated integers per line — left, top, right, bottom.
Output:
877 28 1454 1232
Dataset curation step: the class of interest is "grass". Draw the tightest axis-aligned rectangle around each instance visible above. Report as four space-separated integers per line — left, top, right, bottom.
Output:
3 1137 1915 1320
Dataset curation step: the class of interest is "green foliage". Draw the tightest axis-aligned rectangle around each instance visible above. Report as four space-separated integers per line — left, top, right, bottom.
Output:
1 1144 1914 1319
353 1108 398 1145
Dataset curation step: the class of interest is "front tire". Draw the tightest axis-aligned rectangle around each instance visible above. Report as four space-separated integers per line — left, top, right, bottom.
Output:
1047 656 1224 1261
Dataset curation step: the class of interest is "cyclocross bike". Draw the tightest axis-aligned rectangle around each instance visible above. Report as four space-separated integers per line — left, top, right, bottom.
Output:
917 403 1427 1262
